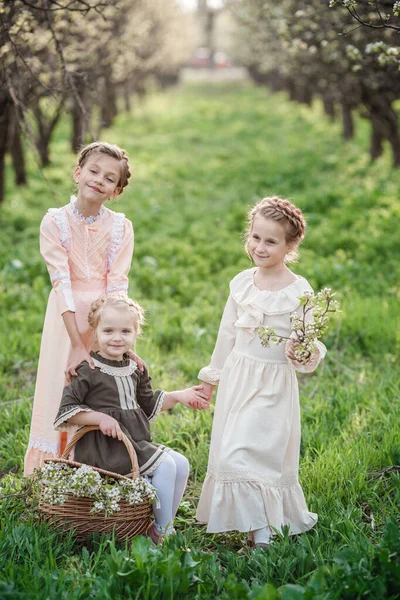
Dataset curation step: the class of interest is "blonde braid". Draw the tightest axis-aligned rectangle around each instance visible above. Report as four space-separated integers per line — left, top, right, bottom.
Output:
88 295 145 333
245 196 307 263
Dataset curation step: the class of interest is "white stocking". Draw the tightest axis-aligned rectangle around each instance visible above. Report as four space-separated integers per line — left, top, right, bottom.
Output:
150 450 189 535
253 526 271 545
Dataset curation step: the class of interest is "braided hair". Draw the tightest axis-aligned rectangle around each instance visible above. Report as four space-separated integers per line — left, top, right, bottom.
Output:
76 141 132 195
245 196 306 263
88 295 145 334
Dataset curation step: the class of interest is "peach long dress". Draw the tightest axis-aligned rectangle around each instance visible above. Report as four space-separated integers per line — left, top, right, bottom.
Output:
24 196 134 476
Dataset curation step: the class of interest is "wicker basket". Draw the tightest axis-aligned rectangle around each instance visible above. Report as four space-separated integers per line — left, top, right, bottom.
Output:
39 425 152 541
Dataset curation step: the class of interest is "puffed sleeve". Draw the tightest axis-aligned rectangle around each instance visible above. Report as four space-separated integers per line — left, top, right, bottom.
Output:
135 364 165 422
53 362 94 431
198 293 238 385
285 302 327 374
106 216 134 295
40 211 75 314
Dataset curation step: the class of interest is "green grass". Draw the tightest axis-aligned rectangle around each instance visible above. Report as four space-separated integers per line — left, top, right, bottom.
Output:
0 82 399 598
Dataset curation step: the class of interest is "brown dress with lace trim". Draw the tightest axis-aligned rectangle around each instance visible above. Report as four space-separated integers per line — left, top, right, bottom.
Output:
53 352 170 476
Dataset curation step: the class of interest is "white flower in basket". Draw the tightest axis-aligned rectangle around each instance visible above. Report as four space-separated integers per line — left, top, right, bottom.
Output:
36 426 155 540
36 461 157 517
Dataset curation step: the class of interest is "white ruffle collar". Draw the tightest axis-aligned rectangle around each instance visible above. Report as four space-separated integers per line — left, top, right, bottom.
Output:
231 269 313 341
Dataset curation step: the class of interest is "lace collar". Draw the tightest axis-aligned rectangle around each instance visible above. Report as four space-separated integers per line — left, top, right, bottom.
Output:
91 351 137 377
70 195 104 224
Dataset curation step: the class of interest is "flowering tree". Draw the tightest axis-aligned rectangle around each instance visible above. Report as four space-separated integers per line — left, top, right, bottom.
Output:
0 0 194 203
228 0 400 166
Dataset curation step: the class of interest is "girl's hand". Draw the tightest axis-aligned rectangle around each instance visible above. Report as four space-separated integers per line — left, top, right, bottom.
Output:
98 414 123 440
127 349 144 372
286 339 311 364
65 346 95 383
198 382 215 402
175 386 210 410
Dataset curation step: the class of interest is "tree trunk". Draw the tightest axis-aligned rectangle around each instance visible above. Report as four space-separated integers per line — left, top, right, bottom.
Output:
71 81 88 153
37 136 51 167
33 97 65 168
287 79 296 102
341 101 354 140
123 82 132 112
8 104 27 185
323 96 335 121
101 68 117 129
0 94 10 204
369 116 384 160
386 105 400 167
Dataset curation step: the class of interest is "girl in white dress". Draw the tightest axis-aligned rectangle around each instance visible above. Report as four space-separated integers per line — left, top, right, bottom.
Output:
196 197 326 548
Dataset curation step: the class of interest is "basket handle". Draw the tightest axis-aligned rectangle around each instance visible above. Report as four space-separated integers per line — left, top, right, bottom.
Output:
61 425 140 479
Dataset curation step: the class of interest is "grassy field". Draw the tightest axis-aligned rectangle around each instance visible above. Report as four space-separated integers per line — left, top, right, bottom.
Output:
0 82 399 599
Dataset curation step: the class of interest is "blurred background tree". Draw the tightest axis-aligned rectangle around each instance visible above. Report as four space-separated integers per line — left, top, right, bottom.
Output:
228 0 400 165
0 0 195 203
1 0 400 204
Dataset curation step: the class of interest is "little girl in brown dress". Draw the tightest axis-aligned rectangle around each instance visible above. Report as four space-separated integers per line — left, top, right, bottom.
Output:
53 295 209 543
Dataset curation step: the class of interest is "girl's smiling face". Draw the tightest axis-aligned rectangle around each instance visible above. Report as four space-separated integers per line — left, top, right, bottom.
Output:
248 216 292 269
74 154 122 206
95 306 137 362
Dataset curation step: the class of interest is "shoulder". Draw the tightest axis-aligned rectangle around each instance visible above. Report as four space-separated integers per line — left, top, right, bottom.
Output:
105 208 133 237
292 275 314 295
138 362 151 381
70 360 95 386
229 268 255 302
40 204 68 229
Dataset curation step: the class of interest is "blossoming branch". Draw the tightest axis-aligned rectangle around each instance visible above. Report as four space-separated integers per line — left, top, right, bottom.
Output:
258 288 340 362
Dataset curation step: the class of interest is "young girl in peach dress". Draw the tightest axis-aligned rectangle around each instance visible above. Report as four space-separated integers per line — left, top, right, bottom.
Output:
196 197 327 549
24 142 135 476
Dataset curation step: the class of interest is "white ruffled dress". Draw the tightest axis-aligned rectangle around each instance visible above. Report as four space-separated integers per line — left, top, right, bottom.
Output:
196 268 326 535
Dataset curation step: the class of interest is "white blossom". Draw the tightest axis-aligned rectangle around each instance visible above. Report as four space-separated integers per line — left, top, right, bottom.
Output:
36 462 156 516
258 288 340 363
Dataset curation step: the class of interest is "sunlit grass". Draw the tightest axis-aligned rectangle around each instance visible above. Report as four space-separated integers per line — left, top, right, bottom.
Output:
0 82 399 598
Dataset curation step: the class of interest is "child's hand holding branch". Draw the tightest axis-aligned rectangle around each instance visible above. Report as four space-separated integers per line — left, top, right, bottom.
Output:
258 287 340 364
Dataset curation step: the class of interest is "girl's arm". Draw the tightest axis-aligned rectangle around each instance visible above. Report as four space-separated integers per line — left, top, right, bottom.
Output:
68 410 123 440
40 213 92 380
161 386 210 411
135 366 209 422
62 311 95 383
198 293 238 390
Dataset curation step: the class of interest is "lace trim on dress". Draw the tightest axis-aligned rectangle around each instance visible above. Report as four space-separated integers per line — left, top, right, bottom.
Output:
54 407 93 431
106 282 128 295
148 391 165 422
69 195 104 224
50 271 70 283
50 270 76 312
141 446 172 476
198 366 221 385
48 206 71 253
92 357 138 377
107 212 125 272
207 470 299 488
27 435 60 454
